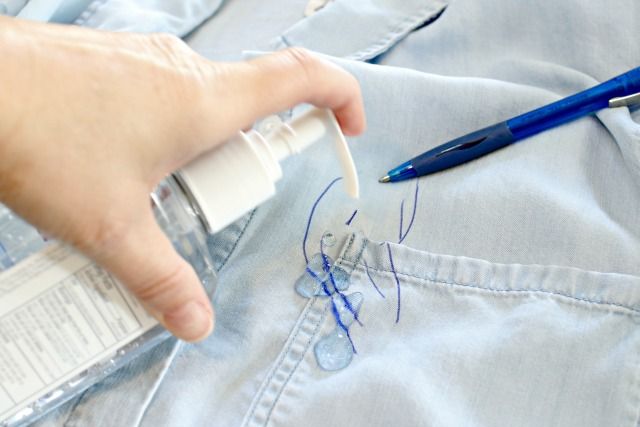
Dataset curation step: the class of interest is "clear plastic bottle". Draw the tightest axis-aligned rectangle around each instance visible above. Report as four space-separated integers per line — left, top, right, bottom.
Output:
0 204 48 271
0 176 215 276
0 107 358 426
0 176 216 427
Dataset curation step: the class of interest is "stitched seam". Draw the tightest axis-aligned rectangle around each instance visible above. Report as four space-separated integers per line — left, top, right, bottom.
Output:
132 340 184 427
257 232 368 425
337 234 356 270
277 3 446 61
351 237 368 270
338 235 368 277
347 4 447 61
346 262 640 315
217 209 257 273
242 299 314 425
262 302 328 426
242 297 319 426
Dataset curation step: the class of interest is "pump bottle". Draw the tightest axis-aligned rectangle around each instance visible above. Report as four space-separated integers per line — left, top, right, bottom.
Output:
0 107 358 427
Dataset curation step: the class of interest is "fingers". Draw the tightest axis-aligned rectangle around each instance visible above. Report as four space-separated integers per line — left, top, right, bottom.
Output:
205 48 366 138
92 212 214 342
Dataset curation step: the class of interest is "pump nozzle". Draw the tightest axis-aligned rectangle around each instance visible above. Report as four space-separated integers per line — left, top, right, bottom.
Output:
177 107 359 234
264 108 359 198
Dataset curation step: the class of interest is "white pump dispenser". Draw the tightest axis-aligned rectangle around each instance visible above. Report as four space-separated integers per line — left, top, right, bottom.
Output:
0 108 358 427
175 108 359 234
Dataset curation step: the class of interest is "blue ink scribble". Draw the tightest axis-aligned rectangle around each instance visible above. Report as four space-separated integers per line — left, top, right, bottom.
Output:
299 177 363 364
302 177 342 264
345 209 358 226
386 242 401 323
321 239 363 327
364 259 385 298
398 180 419 244
330 299 357 354
306 266 332 296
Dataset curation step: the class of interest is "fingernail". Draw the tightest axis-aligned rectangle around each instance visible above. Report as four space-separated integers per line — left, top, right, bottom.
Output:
163 301 213 342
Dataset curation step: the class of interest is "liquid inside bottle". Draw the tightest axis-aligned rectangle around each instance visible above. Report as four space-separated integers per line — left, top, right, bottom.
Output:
0 176 216 427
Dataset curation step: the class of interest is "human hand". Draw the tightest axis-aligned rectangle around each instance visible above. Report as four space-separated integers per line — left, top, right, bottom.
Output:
0 17 365 342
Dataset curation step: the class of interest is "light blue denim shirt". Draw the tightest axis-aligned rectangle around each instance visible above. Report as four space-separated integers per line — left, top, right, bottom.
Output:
26 0 640 426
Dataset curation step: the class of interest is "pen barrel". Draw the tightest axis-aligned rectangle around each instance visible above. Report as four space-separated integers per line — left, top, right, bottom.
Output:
507 66 640 140
412 122 515 175
388 67 640 181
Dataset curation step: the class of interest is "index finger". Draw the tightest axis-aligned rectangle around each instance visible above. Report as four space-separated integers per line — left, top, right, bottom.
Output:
205 48 366 138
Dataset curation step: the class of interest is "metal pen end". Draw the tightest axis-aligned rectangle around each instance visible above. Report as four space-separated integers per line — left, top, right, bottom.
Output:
378 175 391 183
609 91 640 108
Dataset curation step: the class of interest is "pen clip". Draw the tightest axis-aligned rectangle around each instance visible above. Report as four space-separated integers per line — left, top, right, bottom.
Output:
609 92 640 108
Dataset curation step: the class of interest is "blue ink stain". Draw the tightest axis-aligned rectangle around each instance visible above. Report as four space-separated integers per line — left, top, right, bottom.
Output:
363 259 385 298
330 297 356 353
334 291 363 327
330 272 364 327
295 250 361 362
321 240 363 327
298 178 368 371
302 177 342 264
295 253 351 297
330 267 349 291
398 180 419 244
315 292 364 371
296 251 358 352
345 209 358 226
295 253 329 297
386 242 401 323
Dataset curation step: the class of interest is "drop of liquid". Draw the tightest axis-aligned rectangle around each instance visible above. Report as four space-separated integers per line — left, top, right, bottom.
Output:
314 292 363 371
329 266 349 292
311 252 332 273
294 272 321 298
321 231 336 247
334 292 363 327
314 328 354 371
295 252 337 298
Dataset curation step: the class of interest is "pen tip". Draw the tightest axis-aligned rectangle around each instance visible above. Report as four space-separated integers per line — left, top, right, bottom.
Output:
378 175 391 183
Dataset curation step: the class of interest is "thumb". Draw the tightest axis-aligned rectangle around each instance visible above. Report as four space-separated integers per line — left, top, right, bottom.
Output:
93 211 214 342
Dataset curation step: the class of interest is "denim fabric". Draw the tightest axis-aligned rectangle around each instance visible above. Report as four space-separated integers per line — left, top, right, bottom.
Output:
32 0 640 426
2 0 93 22
242 232 640 427
184 0 312 62
72 0 224 36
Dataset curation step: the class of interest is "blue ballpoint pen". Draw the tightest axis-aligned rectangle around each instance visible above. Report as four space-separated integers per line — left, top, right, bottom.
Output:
379 66 640 183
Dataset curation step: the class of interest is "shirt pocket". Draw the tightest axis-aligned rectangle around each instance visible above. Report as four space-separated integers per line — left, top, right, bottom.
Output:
270 0 448 61
244 232 640 427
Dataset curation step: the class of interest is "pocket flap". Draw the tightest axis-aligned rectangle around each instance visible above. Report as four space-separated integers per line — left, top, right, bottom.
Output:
272 0 448 61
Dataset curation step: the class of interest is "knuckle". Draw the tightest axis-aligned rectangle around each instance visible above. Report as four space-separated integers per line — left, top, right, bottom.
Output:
279 47 318 82
72 215 132 257
148 32 186 53
133 263 192 305
144 33 211 131
282 47 314 65
146 32 205 81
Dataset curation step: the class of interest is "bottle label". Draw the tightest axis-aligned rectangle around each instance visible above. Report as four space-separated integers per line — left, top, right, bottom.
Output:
0 243 157 421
